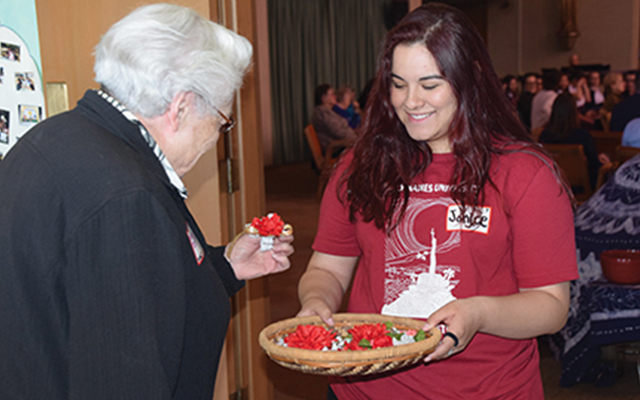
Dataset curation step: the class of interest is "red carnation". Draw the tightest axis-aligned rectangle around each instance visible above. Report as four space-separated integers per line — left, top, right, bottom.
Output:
284 324 337 350
250 213 285 236
345 323 393 350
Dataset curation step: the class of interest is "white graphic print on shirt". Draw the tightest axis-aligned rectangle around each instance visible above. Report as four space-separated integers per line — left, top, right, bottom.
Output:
381 196 461 319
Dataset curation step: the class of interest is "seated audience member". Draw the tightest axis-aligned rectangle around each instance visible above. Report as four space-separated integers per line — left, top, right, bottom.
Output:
501 74 519 107
568 72 589 108
517 72 538 130
601 72 626 114
624 70 637 98
311 83 356 154
585 70 605 110
536 75 544 93
622 117 640 148
539 94 606 190
600 72 626 130
558 72 570 94
531 69 560 130
332 85 361 129
610 92 640 132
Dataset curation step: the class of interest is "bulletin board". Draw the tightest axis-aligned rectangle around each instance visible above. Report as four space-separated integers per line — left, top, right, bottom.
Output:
0 0 45 161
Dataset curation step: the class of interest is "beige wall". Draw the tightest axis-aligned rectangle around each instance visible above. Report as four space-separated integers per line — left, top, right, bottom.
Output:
36 0 212 108
488 0 640 77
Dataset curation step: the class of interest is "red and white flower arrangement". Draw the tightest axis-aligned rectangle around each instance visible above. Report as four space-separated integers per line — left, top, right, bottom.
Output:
245 212 293 251
279 322 427 351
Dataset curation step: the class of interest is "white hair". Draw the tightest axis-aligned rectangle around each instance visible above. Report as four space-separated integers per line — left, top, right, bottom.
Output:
94 3 252 117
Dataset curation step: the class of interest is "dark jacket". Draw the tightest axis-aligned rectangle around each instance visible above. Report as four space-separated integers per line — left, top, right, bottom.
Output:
0 90 243 399
611 93 640 132
517 91 535 131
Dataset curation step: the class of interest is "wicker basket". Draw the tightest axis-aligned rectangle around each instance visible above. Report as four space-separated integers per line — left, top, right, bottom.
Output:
259 313 441 376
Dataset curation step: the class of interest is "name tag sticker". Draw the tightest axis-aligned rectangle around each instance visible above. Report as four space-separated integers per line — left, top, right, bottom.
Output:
446 205 492 235
186 223 205 265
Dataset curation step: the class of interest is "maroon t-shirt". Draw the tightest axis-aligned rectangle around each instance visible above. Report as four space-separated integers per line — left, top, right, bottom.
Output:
313 149 578 400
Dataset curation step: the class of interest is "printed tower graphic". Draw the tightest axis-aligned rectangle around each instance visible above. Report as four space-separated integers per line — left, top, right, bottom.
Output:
429 228 436 274
382 228 457 319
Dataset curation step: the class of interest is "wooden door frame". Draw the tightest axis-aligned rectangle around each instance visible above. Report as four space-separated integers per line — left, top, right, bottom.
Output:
209 1 272 399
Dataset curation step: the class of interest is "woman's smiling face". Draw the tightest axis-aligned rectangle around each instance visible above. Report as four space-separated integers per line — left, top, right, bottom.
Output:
390 43 458 154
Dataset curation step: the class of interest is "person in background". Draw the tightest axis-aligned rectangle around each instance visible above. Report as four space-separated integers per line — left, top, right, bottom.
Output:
311 84 356 155
501 74 519 107
539 94 608 190
624 70 638 98
568 72 589 108
530 69 560 130
559 71 596 129
623 70 637 98
517 72 539 131
622 117 640 148
585 70 605 110
559 72 570 94
570 71 599 129
611 91 640 132
0 5 294 399
600 72 626 131
569 53 580 69
297 4 577 399
536 75 544 93
332 85 361 129
602 72 626 114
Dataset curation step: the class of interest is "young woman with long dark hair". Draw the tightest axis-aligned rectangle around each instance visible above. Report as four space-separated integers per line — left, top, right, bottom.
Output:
539 94 607 190
298 4 578 399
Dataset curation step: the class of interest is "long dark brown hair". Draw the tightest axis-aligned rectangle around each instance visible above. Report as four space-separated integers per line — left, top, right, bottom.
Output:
546 94 580 141
341 3 550 232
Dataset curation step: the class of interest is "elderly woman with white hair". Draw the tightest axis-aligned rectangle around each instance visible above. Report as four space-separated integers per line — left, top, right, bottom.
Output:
0 4 293 400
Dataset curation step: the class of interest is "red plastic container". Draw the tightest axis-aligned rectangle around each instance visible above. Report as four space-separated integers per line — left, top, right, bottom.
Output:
600 249 640 284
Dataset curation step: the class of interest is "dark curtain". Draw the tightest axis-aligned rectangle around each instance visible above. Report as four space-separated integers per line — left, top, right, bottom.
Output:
268 0 391 165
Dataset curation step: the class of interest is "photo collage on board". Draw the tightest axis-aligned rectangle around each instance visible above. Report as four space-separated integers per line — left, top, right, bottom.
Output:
0 26 46 161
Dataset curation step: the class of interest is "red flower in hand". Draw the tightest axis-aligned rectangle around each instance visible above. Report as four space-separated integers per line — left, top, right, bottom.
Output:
284 324 337 350
250 213 285 236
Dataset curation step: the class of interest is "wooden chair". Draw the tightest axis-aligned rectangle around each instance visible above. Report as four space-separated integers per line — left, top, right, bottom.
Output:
590 130 623 160
595 162 617 191
304 124 325 175
598 108 612 132
593 146 640 190
542 143 593 204
616 145 640 165
303 124 350 199
530 126 544 142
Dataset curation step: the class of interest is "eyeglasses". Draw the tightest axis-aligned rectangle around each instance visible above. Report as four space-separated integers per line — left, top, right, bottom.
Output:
215 107 236 134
